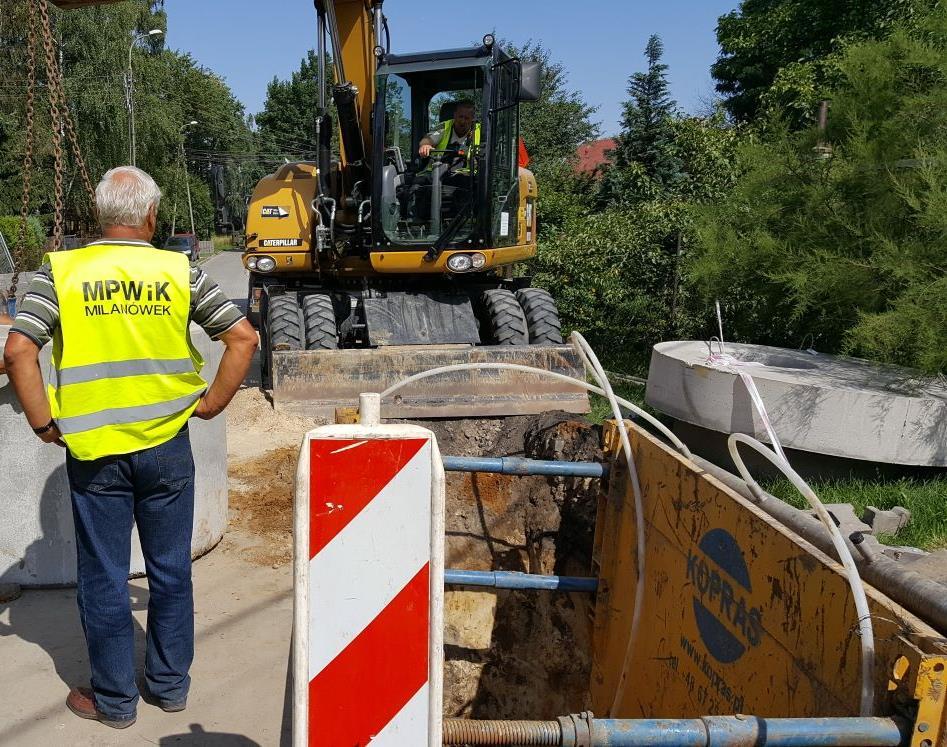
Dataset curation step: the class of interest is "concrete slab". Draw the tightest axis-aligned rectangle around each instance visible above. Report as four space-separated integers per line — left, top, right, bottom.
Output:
646 341 947 467
0 532 292 746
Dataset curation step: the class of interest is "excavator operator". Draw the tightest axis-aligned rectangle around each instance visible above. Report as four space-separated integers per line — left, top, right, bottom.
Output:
418 99 479 160
403 99 481 225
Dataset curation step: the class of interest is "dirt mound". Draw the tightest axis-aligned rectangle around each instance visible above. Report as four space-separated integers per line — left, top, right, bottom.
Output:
229 445 297 567
227 387 327 461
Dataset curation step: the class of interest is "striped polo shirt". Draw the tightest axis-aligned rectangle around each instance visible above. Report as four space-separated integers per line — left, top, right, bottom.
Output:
10 239 245 348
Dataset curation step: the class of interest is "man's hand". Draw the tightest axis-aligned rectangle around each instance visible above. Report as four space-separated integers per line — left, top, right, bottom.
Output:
38 423 66 448
192 397 220 421
419 143 434 158
193 320 257 421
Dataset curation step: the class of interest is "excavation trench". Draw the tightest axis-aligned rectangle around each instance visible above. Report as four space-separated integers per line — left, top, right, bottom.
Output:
227 406 601 718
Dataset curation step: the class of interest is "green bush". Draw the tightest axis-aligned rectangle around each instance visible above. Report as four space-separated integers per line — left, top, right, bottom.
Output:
534 202 706 373
0 215 46 271
692 8 947 373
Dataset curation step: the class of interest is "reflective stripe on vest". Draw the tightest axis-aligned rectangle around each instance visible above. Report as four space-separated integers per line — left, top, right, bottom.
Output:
47 243 206 461
436 120 481 166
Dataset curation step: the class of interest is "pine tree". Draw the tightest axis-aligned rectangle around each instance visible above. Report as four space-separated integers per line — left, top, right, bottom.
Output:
601 35 683 204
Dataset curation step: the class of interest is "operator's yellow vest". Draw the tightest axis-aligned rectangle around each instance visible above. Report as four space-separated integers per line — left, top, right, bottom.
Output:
436 120 481 167
47 243 206 461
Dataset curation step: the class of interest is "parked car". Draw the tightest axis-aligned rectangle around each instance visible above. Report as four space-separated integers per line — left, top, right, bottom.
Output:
163 233 199 262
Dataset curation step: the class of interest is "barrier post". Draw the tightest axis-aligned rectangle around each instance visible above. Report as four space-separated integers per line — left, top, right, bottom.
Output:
293 397 445 746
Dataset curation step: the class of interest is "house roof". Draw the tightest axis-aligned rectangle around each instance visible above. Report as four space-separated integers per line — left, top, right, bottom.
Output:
576 138 617 174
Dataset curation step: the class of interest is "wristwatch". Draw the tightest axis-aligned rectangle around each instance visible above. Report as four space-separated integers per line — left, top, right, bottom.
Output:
32 419 57 435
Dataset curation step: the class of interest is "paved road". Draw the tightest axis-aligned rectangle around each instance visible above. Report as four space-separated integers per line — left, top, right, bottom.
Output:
201 250 248 307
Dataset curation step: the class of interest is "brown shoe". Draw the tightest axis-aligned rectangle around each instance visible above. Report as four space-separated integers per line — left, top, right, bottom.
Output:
66 687 137 729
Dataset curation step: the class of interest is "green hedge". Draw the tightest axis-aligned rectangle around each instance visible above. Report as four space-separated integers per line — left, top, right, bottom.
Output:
0 216 46 272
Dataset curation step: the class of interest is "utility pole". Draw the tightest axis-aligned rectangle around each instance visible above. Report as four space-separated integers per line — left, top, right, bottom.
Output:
126 28 163 166
178 121 199 237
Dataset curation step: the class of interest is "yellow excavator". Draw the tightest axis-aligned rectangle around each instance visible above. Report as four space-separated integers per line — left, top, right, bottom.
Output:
50 0 588 417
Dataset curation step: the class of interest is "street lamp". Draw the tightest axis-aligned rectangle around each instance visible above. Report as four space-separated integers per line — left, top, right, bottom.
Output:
172 121 199 239
125 28 163 166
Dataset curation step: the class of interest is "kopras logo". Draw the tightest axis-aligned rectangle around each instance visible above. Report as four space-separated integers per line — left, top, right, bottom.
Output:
687 528 763 663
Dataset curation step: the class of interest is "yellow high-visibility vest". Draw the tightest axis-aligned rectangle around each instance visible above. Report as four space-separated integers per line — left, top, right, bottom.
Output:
47 242 206 461
435 120 481 168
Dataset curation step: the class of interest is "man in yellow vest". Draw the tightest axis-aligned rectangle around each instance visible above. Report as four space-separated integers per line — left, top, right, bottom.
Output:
3 166 258 729
406 99 481 224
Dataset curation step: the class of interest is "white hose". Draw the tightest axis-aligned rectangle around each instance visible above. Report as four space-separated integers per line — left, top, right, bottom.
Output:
379 363 692 459
727 432 875 716
568 332 645 716
376 336 875 717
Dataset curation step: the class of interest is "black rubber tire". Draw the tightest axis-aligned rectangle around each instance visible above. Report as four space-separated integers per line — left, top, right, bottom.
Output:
302 293 339 350
480 288 529 345
516 288 564 345
267 294 304 351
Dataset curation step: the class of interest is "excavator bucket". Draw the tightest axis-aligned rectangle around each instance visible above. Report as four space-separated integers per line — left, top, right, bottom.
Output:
271 343 590 419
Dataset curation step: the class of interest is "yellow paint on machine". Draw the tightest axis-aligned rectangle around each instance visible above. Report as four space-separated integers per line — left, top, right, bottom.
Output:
592 421 947 742
369 244 536 274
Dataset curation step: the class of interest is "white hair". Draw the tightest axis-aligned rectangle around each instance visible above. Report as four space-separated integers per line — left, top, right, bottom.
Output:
95 166 162 228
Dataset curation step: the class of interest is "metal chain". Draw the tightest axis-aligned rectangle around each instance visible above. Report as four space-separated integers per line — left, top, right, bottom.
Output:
37 0 95 216
37 0 66 252
10 0 39 303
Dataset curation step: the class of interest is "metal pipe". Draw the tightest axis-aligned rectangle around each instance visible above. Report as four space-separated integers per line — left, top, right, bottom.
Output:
323 0 346 84
430 162 446 236
691 454 947 633
317 9 327 110
443 456 606 478
443 716 905 746
444 569 598 593
372 1 384 55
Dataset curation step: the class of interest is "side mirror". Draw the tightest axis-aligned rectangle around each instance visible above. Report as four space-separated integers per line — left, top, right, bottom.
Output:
518 61 541 102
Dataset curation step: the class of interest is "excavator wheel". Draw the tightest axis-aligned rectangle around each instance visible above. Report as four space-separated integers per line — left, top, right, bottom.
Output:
267 294 305 351
302 293 339 350
479 288 528 345
516 288 564 345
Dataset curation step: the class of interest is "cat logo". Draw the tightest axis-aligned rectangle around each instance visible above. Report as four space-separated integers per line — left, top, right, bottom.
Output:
261 206 290 219
260 238 302 248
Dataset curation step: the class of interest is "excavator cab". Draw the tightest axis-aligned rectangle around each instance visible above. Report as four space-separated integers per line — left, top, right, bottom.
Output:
374 41 534 254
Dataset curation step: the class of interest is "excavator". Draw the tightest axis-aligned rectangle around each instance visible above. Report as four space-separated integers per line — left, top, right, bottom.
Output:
49 0 588 418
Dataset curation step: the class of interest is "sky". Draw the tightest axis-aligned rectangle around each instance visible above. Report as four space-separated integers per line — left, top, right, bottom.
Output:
166 0 740 138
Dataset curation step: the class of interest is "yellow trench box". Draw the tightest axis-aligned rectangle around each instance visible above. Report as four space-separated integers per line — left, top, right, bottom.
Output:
592 422 947 747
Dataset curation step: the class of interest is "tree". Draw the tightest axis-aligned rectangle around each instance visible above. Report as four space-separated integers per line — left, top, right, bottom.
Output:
712 0 933 122
0 0 254 254
496 40 599 165
254 50 329 162
694 6 947 373
599 35 683 205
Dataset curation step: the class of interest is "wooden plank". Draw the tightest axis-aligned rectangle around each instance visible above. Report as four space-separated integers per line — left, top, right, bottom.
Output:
592 421 947 722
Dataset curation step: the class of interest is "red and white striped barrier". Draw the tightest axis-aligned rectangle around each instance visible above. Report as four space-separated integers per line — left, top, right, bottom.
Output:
293 395 445 746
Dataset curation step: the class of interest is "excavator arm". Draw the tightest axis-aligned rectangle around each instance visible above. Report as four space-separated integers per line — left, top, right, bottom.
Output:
315 0 378 169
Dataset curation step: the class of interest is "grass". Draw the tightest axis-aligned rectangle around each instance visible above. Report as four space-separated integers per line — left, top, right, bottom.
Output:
586 381 660 425
763 477 947 551
212 234 238 252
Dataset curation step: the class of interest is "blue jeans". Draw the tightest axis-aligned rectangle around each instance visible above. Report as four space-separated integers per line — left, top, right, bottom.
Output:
66 426 195 721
